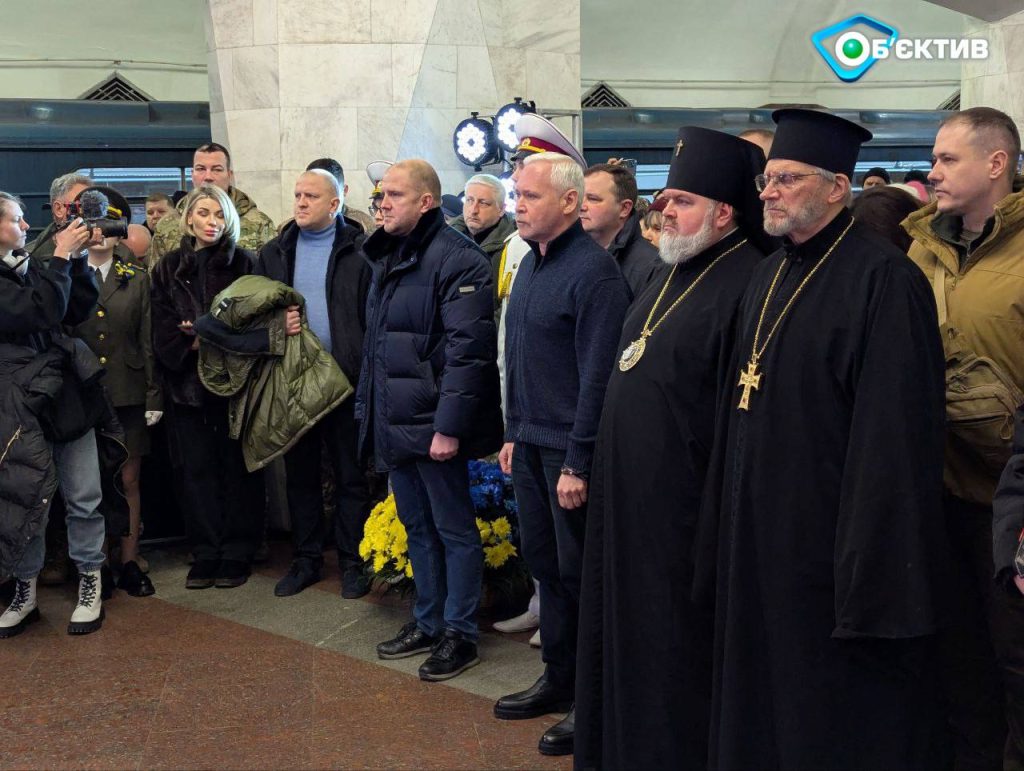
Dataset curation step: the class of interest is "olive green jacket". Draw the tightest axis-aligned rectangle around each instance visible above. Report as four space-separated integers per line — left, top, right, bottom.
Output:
196 275 353 472
146 186 276 268
903 183 1024 503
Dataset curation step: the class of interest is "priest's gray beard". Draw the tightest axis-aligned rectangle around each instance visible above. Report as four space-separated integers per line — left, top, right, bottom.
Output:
763 190 830 237
658 204 716 265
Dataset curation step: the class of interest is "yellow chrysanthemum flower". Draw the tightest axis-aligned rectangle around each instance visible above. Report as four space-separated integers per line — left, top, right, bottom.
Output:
491 517 512 539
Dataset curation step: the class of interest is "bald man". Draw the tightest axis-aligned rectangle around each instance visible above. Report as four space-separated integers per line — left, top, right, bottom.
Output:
356 159 503 682
248 169 373 599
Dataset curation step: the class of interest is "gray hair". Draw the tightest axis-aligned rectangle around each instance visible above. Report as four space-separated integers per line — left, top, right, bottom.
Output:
464 174 505 204
522 153 584 210
49 173 93 203
180 185 240 243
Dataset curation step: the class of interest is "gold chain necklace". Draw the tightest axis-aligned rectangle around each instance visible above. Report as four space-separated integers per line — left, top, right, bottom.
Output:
619 238 748 372
736 220 853 410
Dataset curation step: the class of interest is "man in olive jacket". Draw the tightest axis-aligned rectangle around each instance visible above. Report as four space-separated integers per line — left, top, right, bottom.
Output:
357 159 502 682
448 173 516 315
904 106 1024 769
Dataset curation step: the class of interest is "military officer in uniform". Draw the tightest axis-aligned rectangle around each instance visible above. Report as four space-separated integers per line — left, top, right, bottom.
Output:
68 186 161 597
366 160 392 230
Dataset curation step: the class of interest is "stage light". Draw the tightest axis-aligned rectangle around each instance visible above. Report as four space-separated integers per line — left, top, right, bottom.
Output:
498 170 516 213
494 98 536 152
453 114 497 168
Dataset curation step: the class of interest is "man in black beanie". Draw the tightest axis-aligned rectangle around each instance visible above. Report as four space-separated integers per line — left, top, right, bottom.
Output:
860 166 891 189
706 108 951 769
574 126 772 770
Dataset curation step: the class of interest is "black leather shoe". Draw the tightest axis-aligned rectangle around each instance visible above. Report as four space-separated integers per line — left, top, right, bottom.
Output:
185 560 219 590
117 561 155 597
340 567 370 599
539 706 574 756
494 675 573 720
274 560 320 597
418 629 480 681
376 621 438 660
215 560 251 589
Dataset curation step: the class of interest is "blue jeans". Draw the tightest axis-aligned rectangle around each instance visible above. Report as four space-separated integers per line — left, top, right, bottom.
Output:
512 443 586 691
389 458 482 641
15 429 106 579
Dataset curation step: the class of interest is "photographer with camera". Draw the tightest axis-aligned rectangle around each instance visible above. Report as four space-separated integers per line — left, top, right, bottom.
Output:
27 173 135 266
0 190 112 638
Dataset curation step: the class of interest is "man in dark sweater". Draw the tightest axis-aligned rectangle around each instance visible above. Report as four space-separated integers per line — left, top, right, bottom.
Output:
494 152 630 756
581 162 664 299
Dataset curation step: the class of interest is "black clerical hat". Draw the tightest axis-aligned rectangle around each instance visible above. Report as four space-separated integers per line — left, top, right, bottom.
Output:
768 109 872 179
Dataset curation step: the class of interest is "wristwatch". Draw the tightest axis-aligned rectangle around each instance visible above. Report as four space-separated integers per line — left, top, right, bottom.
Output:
560 465 589 482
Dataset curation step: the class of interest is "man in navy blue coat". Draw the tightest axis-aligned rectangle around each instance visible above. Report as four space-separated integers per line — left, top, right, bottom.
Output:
356 159 502 682
494 152 630 756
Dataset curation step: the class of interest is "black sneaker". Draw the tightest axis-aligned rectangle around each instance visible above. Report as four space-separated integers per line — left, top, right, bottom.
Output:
418 629 480 681
185 560 219 590
117 561 155 597
340 566 370 599
376 621 438 660
273 560 320 597
215 560 251 589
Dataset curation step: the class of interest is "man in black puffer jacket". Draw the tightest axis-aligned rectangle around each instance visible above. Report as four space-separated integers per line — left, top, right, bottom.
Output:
356 159 502 682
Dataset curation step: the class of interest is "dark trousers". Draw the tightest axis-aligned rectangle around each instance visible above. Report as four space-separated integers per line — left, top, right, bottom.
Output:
389 458 482 641
283 401 371 570
512 443 586 692
940 494 1024 771
169 401 262 563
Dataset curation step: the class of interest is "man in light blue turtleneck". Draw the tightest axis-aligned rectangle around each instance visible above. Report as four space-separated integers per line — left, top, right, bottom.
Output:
253 168 373 600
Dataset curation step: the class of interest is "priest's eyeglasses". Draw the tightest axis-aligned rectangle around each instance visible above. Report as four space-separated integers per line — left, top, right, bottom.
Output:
754 172 823 192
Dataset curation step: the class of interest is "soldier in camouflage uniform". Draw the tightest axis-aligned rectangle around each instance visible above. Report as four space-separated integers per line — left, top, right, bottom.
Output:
146 142 276 267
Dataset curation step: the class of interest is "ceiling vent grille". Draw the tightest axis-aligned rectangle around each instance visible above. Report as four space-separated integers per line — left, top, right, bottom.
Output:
582 82 630 108
80 73 153 102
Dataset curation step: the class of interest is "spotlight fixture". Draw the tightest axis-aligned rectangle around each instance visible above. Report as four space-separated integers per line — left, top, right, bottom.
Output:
494 98 536 153
453 113 498 168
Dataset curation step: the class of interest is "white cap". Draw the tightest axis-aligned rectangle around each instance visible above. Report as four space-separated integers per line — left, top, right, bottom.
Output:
512 114 586 168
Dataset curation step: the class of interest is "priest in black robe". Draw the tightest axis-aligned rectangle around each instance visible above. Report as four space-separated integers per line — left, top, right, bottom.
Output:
704 109 950 770
574 127 773 770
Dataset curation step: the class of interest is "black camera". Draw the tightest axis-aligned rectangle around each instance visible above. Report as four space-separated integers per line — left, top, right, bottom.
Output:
63 189 129 239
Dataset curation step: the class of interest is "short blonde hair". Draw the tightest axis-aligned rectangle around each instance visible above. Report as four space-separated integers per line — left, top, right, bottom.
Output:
179 185 240 243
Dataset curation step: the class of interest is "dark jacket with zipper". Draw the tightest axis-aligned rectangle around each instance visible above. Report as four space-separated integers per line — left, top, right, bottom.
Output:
151 237 254 407
253 215 370 381
607 211 666 301
355 208 503 471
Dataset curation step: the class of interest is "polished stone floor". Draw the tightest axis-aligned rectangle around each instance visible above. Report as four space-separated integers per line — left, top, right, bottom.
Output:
0 542 569 770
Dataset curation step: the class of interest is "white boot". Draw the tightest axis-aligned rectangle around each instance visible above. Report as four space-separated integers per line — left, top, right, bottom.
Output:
0 578 40 638
68 570 104 635
493 608 540 633
529 629 541 648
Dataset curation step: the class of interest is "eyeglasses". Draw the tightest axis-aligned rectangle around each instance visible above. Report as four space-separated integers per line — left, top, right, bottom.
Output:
368 202 382 215
754 172 823 192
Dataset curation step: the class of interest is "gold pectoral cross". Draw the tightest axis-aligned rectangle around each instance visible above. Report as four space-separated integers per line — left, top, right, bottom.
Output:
675 139 685 157
737 360 762 411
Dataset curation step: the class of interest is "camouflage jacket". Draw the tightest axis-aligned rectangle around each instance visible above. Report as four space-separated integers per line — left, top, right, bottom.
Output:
146 186 276 267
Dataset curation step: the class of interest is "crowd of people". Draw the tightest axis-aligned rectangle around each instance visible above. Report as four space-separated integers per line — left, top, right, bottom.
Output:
2 103 1024 770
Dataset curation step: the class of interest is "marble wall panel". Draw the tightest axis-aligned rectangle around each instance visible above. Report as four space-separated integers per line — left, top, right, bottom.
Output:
225 108 282 172
478 0 504 48
503 0 580 54
253 0 279 45
208 48 233 113
392 44 427 107
279 106 359 171
210 110 228 145
232 169 287 225
279 43 393 108
410 45 458 109
232 46 279 110
398 107 468 164
427 0 487 46
457 46 499 109
371 0 438 43
525 50 581 109
488 46 527 100
277 0 372 44
209 0 253 49
356 106 410 167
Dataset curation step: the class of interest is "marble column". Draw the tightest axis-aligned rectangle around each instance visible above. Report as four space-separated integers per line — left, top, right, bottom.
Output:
204 0 581 224
960 9 1024 129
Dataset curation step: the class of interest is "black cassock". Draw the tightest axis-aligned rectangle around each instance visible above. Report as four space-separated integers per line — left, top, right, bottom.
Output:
575 230 763 771
704 210 949 770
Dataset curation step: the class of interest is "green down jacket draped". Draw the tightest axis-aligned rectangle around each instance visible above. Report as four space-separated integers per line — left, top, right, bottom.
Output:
196 275 353 472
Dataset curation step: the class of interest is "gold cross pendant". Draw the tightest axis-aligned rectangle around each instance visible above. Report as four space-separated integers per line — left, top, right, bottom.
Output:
737 360 762 411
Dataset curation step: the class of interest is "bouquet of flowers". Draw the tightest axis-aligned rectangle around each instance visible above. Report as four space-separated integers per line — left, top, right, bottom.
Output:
359 460 527 599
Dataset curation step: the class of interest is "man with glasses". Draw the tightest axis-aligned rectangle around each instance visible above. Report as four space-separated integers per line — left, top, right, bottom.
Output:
707 109 950 769
146 142 276 266
449 174 515 317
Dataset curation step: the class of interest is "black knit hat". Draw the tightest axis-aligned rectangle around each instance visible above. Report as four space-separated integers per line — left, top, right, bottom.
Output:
768 109 873 179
